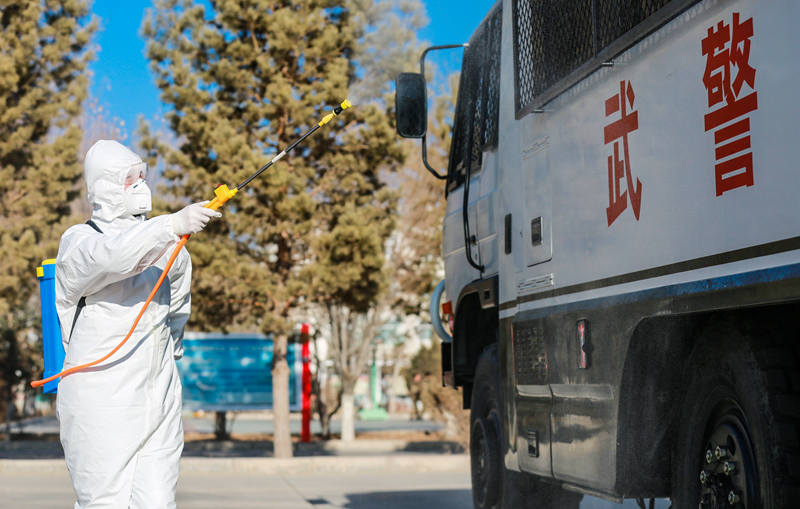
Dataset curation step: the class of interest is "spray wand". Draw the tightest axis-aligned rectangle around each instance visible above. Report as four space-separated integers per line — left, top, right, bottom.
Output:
32 99 352 389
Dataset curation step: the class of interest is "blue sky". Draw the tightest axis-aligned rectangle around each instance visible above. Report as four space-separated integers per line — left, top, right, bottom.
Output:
88 0 496 144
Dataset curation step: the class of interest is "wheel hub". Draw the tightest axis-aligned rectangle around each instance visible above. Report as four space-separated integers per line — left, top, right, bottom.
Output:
698 403 757 509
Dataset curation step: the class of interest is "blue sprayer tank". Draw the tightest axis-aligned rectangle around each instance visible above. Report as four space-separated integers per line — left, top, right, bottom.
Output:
37 259 65 394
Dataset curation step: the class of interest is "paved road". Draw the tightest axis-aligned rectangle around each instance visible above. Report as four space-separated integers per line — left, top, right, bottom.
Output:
1 468 471 509
0 464 670 509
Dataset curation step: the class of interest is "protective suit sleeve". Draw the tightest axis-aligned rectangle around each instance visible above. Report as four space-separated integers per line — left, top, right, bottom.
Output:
55 216 181 339
166 247 192 360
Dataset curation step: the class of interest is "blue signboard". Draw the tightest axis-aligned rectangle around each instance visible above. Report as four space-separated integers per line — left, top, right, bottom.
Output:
177 332 302 411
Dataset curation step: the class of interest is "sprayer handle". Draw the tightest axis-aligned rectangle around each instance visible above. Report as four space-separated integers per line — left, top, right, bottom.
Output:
205 184 238 211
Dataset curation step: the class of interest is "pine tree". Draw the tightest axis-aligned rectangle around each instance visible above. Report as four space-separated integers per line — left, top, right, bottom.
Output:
301 0 429 442
0 1 95 424
142 0 409 456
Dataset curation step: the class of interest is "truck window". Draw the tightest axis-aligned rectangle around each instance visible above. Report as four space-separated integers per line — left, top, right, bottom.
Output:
448 3 502 192
513 0 687 119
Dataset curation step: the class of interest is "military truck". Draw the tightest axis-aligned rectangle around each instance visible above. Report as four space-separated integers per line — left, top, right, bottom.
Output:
395 1 800 508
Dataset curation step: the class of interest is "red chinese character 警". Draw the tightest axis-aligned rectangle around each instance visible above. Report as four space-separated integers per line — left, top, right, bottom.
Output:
702 12 758 196
604 80 641 227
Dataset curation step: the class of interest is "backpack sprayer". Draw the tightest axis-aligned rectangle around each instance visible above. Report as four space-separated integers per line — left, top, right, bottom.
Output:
32 99 352 391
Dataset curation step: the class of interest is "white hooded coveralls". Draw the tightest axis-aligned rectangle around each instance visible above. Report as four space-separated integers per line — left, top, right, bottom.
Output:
55 140 191 508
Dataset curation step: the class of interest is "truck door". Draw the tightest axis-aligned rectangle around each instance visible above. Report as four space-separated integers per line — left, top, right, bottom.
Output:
522 122 552 267
442 13 503 292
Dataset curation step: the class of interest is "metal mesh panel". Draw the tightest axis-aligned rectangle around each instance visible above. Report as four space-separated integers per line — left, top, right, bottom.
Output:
513 321 547 386
449 5 502 185
596 0 673 49
481 9 502 151
513 0 681 117
513 0 593 113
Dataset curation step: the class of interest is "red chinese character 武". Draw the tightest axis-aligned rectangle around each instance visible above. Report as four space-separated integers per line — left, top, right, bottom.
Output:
604 80 641 227
702 13 758 196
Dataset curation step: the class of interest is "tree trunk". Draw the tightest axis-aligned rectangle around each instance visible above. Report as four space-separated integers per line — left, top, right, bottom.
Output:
214 411 228 441
4 402 11 442
272 333 293 458
318 396 330 439
340 385 356 442
313 375 340 440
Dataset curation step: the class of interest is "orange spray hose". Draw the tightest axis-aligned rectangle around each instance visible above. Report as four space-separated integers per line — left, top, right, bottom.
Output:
30 185 237 388
31 235 190 388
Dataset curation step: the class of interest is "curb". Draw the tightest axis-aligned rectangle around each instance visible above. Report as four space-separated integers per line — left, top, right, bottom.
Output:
0 439 464 460
0 454 470 476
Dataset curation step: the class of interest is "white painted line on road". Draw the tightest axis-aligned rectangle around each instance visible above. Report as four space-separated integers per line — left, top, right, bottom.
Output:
180 455 471 475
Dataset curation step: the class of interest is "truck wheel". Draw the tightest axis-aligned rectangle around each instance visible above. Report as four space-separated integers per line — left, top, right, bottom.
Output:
672 320 800 509
470 344 582 509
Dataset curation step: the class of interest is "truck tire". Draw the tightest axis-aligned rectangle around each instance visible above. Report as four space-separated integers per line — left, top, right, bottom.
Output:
672 318 800 509
470 344 582 509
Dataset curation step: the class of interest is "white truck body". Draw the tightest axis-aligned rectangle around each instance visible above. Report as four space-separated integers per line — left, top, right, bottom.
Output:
434 0 800 501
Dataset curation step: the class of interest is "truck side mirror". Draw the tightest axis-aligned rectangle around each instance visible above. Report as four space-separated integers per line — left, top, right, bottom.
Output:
395 72 427 138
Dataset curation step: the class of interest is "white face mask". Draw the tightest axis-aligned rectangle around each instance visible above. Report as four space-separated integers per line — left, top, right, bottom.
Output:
123 179 152 216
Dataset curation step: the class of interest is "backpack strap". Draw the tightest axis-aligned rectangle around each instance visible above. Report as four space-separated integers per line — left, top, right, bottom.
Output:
86 220 103 234
68 220 104 342
68 297 86 343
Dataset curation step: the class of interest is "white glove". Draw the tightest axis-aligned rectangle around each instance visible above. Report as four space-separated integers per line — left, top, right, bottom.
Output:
171 201 221 236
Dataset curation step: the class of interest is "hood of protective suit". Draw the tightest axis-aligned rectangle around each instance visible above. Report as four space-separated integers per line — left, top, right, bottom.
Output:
84 140 145 227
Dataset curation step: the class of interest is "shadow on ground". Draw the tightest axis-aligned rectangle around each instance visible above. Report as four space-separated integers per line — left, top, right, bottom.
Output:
336 489 472 509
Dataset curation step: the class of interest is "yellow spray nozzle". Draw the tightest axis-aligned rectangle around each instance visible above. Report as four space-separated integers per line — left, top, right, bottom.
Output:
205 184 238 211
318 99 352 126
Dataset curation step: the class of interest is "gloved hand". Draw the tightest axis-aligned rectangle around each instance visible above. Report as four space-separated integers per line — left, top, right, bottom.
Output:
171 201 221 236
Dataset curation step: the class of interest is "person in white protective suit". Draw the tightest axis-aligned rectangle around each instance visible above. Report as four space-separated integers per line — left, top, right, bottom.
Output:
55 140 219 508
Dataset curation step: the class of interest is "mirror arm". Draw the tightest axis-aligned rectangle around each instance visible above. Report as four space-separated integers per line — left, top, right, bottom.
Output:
420 44 469 77
422 136 448 180
419 44 469 182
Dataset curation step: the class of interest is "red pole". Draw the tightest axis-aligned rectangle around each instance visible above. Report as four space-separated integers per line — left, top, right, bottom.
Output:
301 323 312 443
